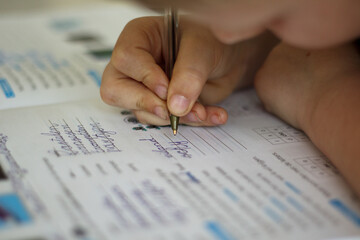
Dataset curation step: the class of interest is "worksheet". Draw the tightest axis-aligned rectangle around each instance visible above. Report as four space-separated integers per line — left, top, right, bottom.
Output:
0 89 359 240
0 3 155 110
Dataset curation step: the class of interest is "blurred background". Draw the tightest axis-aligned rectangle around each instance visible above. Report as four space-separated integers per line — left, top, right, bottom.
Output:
0 0 113 13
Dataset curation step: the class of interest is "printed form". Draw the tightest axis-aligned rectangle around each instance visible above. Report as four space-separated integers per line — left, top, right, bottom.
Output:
1 90 360 240
0 3 360 240
0 3 155 110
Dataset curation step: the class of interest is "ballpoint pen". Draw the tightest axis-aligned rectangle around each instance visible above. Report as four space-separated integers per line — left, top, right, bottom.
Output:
164 7 179 136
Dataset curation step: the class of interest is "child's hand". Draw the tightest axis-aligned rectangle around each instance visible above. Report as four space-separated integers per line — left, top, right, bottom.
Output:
101 17 276 126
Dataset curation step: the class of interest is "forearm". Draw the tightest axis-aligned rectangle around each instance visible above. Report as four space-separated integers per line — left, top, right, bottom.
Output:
304 70 360 195
255 42 360 195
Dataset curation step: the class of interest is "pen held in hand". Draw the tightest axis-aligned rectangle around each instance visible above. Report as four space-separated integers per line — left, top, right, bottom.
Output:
164 7 179 135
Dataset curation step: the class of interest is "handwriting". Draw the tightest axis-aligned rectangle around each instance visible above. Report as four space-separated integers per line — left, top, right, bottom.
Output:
41 118 121 157
167 141 192 159
76 123 104 153
139 137 173 158
89 119 121 153
139 138 192 159
41 122 78 156
62 121 90 155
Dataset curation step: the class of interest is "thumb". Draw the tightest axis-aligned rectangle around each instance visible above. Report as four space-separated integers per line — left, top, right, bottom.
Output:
167 23 223 116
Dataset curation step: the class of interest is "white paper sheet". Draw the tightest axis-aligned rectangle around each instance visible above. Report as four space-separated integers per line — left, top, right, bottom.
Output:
0 2 155 110
0 89 360 240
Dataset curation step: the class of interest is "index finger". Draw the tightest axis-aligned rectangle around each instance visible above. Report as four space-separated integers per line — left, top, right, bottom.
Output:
111 17 169 100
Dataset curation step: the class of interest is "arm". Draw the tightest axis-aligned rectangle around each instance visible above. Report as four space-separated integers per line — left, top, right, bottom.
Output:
305 61 360 195
255 42 360 195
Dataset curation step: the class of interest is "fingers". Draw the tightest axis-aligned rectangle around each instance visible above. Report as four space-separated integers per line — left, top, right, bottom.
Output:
101 64 228 126
133 102 228 127
101 63 169 120
111 17 169 100
101 17 230 128
167 22 224 117
182 103 228 127
101 17 171 120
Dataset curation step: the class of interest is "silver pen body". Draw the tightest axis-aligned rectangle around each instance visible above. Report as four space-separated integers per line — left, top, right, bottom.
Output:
164 7 179 135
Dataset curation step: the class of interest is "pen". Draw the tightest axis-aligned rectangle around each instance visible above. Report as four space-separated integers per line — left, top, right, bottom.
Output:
164 7 179 135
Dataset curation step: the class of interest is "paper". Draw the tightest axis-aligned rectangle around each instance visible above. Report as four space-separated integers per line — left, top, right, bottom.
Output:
0 3 360 240
1 90 360 240
0 2 155 110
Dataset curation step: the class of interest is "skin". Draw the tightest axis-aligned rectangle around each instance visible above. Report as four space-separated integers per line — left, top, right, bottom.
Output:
197 0 360 48
136 0 360 47
255 43 360 195
101 0 360 195
101 17 277 126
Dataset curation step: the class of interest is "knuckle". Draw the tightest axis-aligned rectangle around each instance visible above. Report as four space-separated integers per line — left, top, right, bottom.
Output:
135 96 146 110
186 68 205 84
112 48 131 69
141 65 158 86
181 68 205 92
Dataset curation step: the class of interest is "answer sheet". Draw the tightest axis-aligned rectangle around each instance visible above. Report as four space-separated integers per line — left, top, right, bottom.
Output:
0 2 360 240
1 89 360 240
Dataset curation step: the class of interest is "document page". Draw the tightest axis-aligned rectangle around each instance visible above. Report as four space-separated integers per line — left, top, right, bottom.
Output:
0 3 155 110
0 90 359 240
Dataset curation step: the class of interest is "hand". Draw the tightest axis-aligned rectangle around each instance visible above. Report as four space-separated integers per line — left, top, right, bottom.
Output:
101 16 277 126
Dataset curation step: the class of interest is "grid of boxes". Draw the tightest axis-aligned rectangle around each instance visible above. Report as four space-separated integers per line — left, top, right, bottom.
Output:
253 125 309 145
294 156 339 178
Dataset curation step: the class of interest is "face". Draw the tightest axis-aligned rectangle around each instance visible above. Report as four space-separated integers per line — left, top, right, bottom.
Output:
193 0 360 48
138 0 360 48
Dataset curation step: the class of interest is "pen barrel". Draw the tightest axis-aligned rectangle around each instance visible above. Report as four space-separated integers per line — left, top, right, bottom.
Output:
164 7 179 80
164 7 180 135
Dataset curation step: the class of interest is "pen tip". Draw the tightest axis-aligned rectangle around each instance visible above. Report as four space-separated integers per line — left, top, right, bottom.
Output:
173 129 177 136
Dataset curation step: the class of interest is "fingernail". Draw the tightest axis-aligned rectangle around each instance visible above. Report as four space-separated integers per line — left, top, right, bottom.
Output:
154 85 168 100
169 94 189 115
153 106 168 120
186 112 202 122
211 114 222 125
